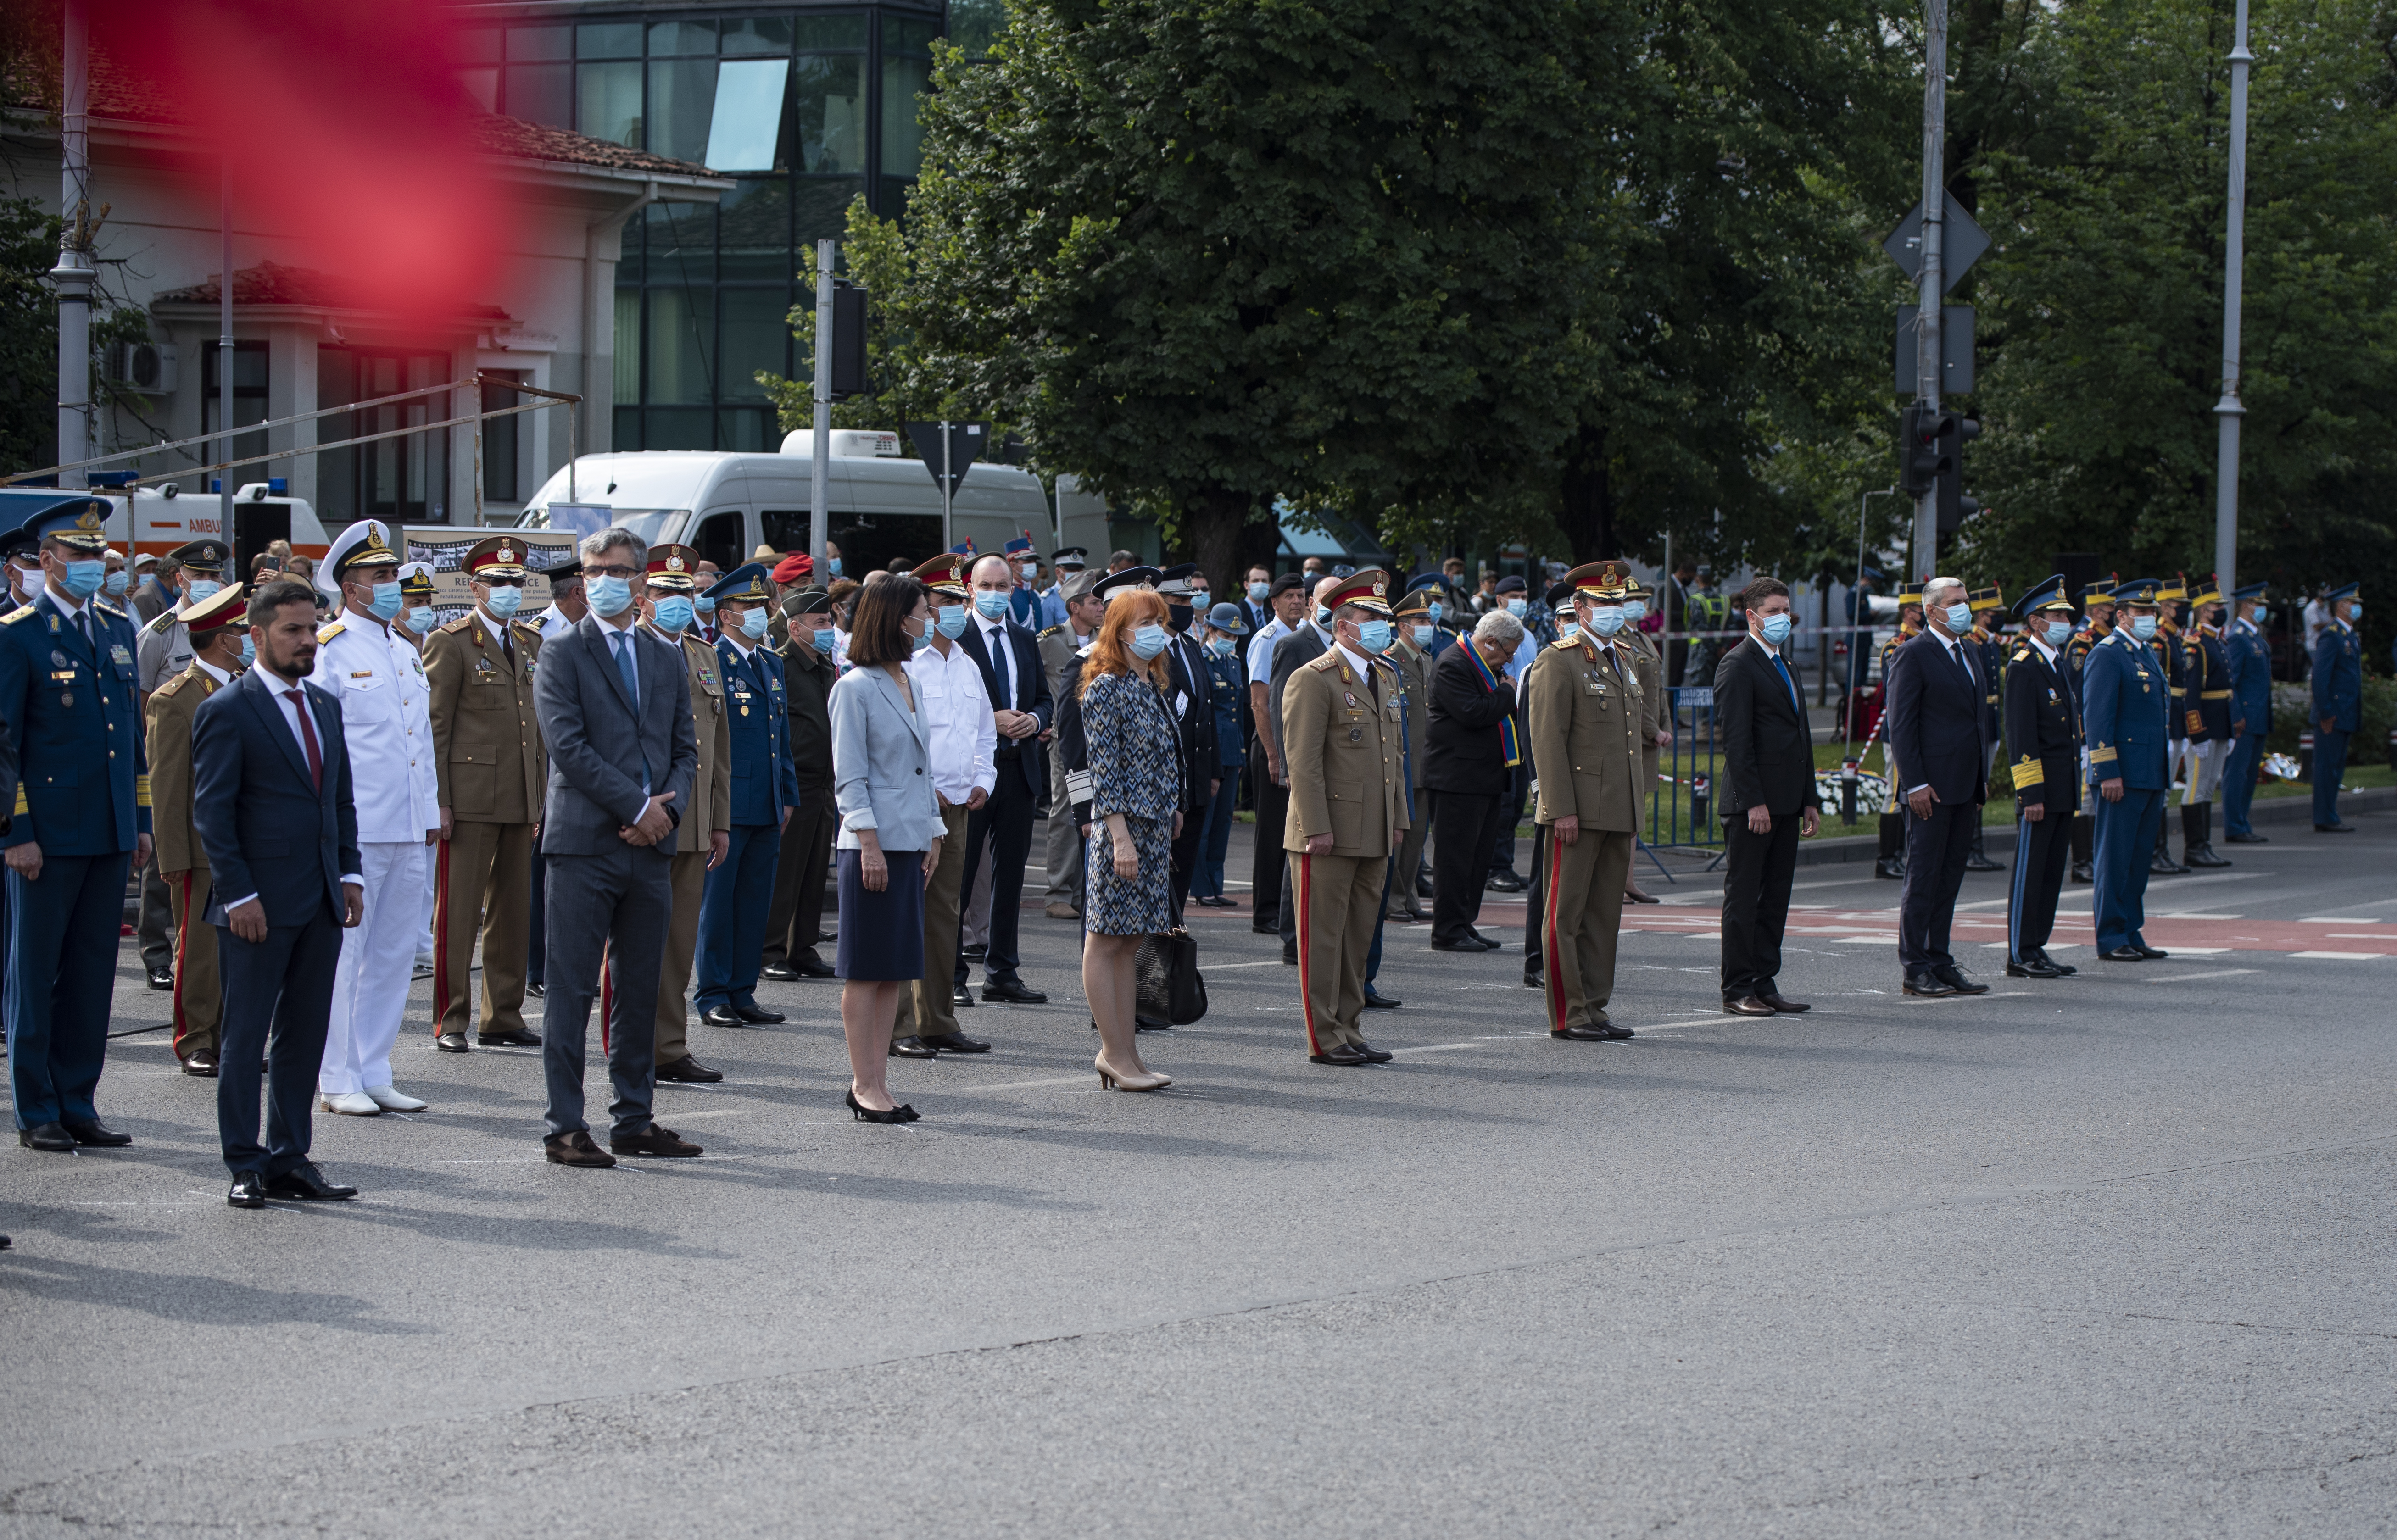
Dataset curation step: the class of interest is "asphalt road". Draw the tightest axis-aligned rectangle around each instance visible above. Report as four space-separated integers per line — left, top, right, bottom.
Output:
3 813 2393 1536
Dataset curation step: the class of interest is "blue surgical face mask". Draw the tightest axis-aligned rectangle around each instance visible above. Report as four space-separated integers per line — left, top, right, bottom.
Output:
1943 601 1973 633
974 590 1011 620
812 628 836 653
364 580 405 622
740 607 769 641
2250 606 2267 625
2129 614 2158 641
909 616 931 651
239 633 255 667
185 578 224 604
587 574 633 618
827 557 842 578
1248 580 1270 603
104 568 128 597
1759 612 1793 645
1357 618 1393 654
1130 623 1169 659
1592 606 1628 637
1558 618 1580 642
1412 624 1435 648
1506 597 1526 619
61 558 105 599
694 595 716 617
1020 562 1038 581
1314 605 1331 626
483 584 524 618
1427 601 1444 625
1623 599 1648 625
936 603 968 639
1207 636 1234 659
652 596 695 632
2043 618 2072 646
2348 602 2363 621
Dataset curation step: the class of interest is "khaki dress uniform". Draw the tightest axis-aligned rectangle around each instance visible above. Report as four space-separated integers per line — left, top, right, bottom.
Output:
1382 599 1435 921
424 547 550 1046
1281 571 1408 1059
145 640 241 1069
1524 564 1647 1036
639 548 732 1071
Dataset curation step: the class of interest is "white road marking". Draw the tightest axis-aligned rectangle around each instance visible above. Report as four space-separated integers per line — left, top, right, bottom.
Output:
2290 951 2383 961
2141 968 2262 983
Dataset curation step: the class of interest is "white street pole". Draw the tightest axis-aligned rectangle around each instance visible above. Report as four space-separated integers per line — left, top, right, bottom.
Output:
1913 0 1948 570
809 239 833 576
940 420 953 550
2212 0 2252 603
52 0 93 490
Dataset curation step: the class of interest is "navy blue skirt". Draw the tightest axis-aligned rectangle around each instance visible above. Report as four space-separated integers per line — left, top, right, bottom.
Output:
835 848 925 981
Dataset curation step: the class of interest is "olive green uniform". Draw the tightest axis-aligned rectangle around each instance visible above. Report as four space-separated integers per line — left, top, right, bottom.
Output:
1282 647 1409 1053
424 611 547 1041
1382 633 1433 919
650 627 733 1064
145 660 234 1064
1525 633 1645 1031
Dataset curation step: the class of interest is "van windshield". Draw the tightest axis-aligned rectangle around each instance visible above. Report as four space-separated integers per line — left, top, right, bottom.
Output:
518 506 680 544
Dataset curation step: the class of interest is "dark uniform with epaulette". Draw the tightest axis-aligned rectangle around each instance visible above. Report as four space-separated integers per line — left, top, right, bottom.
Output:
2001 578 2080 975
1964 584 2009 874
2174 576 2235 867
2147 585 2190 875
763 588 839 978
639 546 732 1079
2063 576 2117 882
2311 581 2364 831
694 562 801 1023
0 499 152 1146
2084 579 2172 957
2220 583 2273 840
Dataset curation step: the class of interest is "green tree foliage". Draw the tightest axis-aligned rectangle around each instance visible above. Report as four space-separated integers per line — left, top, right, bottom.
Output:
0 197 61 471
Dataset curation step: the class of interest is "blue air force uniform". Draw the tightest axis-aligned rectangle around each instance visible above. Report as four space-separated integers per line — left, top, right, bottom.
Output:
0 499 153 1137
2001 579 2081 973
2220 586 2274 837
694 565 801 1017
2082 580 2173 955
2310 584 2363 830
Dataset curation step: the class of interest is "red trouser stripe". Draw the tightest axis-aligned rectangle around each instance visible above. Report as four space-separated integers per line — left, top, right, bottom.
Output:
1296 853 1320 1054
1544 828 1569 1033
170 871 193 1052
597 942 612 1056
430 836 453 1036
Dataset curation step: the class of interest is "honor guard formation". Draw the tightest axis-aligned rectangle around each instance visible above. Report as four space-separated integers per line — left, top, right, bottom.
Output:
0 498 2372 1225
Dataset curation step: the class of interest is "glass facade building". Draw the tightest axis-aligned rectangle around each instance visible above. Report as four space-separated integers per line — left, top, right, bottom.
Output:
456 2 986 453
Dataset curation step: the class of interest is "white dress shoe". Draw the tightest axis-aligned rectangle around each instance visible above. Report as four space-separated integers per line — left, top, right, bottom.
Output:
364 1085 428 1112
320 1091 382 1116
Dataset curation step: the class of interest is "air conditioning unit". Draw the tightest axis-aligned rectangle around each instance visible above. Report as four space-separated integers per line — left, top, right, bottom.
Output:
104 341 178 395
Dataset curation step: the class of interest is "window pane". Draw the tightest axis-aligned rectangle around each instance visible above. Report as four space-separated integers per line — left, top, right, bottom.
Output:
887 17 940 55
792 54 865 174
794 16 867 50
795 176 864 243
505 62 572 128
643 201 713 283
614 289 641 403
645 408 713 450
721 17 792 56
949 0 1008 59
483 374 522 503
648 19 717 56
719 288 791 401
579 60 643 146
506 24 571 61
647 57 717 163
719 408 772 452
613 405 642 451
647 287 716 405
576 22 641 58
317 347 358 524
880 52 931 178
455 27 501 65
457 67 497 113
879 176 914 223
719 180 794 282
705 57 788 171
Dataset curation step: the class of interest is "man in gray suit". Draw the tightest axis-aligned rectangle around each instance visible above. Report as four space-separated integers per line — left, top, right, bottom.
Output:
533 527 706 1168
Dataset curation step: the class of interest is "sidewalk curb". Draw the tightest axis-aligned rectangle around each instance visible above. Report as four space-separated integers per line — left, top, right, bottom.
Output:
1787 784 2394 868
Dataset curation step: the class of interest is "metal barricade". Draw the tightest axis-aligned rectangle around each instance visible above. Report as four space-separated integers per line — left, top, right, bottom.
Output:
1648 685 1723 852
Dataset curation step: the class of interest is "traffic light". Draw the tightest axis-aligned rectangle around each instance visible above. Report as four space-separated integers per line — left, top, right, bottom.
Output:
1897 402 1950 496
828 279 869 398
1937 414 1981 534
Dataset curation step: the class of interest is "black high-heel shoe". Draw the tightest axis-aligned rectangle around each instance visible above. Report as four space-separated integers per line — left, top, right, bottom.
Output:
846 1089 916 1125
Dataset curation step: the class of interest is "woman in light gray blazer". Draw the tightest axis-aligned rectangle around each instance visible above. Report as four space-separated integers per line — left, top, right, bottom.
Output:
828 573 942 1123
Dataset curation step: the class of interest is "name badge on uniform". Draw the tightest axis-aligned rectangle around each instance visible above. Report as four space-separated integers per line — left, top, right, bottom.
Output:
110 644 132 667
351 670 374 679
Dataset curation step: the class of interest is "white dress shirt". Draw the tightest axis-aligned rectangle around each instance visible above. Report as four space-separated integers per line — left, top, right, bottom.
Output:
905 636 996 804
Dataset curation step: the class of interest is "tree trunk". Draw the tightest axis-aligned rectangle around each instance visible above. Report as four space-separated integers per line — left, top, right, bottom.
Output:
1558 425 1614 563
1189 486 1257 598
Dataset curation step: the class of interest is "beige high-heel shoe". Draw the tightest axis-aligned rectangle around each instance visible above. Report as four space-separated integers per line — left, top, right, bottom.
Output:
1095 1055 1171 1092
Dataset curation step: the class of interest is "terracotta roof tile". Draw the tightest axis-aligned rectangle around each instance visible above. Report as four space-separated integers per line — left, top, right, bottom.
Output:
152 259 512 321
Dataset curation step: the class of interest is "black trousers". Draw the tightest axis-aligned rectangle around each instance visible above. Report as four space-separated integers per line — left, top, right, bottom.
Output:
764 779 836 967
959 764 1039 983
1720 814 1801 999
215 898 341 1176
1522 815 1548 974
526 833 547 986
1250 756 1288 927
1430 790 1509 944
1168 789 1206 926
1490 760 1531 877
1898 799 1978 969
2007 807 2072 963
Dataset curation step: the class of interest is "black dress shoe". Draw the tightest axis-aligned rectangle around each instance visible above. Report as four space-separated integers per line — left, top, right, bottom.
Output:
951 984 977 1008
2134 944 2169 959
1431 936 1493 953
18 1122 75 1152
1723 995 1778 1017
1963 850 2006 873
435 1031 472 1053
2005 957 2066 979
1524 970 1544 990
759 963 802 982
62 1119 132 1147
654 1054 725 1083
1902 969 1958 997
227 1170 267 1209
1309 1043 1370 1066
479 1026 542 1048
2069 862 2093 884
1933 965 1990 996
2316 822 2354 833
889 1035 938 1058
732 1003 786 1024
1282 940 1298 965
982 978 1048 1004
1759 992 1810 1013
1352 1039 1394 1063
792 957 836 978
1486 870 1525 892
1623 885 1661 905
1468 929 1505 951
1874 857 1906 880
610 1124 702 1158
1251 920 1281 935
1363 987 1401 1009
2037 951 2078 976
919 1033 991 1054
702 1005 750 1028
524 981 546 998
962 943 988 961
264 1162 357 1201
181 1051 220 1078
1551 1023 1611 1040
2098 945 2147 962
544 1130 615 1167
146 964 174 991
2224 830 2269 843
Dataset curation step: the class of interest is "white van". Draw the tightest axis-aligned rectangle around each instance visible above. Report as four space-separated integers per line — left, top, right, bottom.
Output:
515 430 1112 578
96 482 333 571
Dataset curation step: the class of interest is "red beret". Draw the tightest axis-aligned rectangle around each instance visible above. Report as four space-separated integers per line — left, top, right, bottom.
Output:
771 553 813 586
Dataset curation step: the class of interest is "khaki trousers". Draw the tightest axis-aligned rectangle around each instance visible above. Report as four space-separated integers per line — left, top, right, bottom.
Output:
433 819 535 1040
166 869 220 1061
1538 823 1633 1031
652 846 710 1065
1292 850 1384 1053
1388 788 1427 916
897 798 971 1038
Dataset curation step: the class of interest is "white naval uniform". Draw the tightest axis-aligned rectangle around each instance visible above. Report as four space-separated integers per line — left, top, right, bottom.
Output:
310 611 442 1096
136 607 194 694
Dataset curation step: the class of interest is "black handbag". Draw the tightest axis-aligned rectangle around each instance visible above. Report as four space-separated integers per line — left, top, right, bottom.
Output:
1134 927 1208 1027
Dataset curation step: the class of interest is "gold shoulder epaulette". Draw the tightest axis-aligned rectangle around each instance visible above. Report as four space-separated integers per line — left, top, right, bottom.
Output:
1304 649 1341 672
145 609 176 636
152 668 194 698
318 620 346 643
95 601 128 623
512 620 543 640
1 605 38 625
1038 623 1063 639
1549 634 1583 650
436 614 474 636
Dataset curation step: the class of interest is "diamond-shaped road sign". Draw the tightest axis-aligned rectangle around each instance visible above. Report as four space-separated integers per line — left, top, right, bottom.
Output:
1883 192 1990 295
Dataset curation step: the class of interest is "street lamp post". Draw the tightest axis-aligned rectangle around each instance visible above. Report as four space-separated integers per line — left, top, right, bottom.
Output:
2212 0 2253 603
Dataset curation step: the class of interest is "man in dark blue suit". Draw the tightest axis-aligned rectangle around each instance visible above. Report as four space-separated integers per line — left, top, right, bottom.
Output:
2311 581 2364 832
2084 579 2173 959
694 563 800 1028
2220 582 2274 843
1883 577 1992 998
957 552 1055 1005
191 579 366 1208
0 499 152 1153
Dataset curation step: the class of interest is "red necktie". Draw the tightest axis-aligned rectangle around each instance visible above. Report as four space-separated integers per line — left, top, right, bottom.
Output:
284 689 323 789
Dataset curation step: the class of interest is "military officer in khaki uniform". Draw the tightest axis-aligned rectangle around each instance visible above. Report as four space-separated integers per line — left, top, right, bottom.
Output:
1383 584 1437 922
1282 569 1409 1067
1621 577 1672 903
1525 560 1646 1040
144 583 250 1077
424 536 549 1052
637 545 732 1084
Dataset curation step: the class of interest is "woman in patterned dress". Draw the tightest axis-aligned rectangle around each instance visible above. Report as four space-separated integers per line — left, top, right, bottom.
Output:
1080 589 1185 1091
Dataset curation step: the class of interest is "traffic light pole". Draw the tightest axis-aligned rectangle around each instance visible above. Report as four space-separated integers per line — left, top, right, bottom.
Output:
1912 0 1948 571
810 239 833 575
2212 0 2251 605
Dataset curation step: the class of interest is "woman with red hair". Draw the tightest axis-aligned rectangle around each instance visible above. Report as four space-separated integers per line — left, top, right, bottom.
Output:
1078 590 1183 1091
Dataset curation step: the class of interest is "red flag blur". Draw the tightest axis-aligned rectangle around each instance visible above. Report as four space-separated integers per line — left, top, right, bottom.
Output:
95 0 509 330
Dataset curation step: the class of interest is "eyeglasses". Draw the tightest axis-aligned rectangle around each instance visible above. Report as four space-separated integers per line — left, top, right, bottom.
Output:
583 563 641 580
477 576 524 588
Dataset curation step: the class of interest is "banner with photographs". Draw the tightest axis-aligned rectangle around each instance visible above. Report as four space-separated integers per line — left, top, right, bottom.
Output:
401 526 581 627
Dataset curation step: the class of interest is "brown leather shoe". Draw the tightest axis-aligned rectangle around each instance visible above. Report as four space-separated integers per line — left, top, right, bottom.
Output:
180 1050 220 1077
543 1130 615 1168
609 1124 703 1158
1723 995 1778 1017
1624 884 1661 905
1759 992 1811 1013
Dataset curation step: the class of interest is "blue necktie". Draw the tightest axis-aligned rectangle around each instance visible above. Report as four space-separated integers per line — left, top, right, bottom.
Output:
1773 652 1801 717
612 629 650 795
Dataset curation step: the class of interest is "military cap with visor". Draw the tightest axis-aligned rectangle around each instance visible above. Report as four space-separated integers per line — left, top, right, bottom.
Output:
2012 575 2075 619
705 562 774 606
1316 568 1393 617
644 543 703 592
